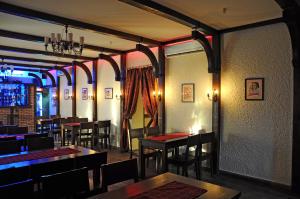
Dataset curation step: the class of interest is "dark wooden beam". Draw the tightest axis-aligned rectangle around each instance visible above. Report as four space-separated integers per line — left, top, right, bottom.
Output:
136 44 159 77
99 54 121 81
0 45 96 61
0 61 54 69
55 66 72 86
162 35 193 46
275 0 300 193
0 29 124 54
120 53 126 151
119 0 218 35
0 54 71 66
192 30 217 73
72 61 93 84
221 18 284 34
13 67 46 72
40 71 56 87
158 46 165 134
92 60 98 121
28 72 43 87
72 63 76 117
57 76 60 116
0 2 160 45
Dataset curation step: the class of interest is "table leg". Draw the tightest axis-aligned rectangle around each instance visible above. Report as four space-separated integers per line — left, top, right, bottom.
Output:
161 146 168 173
71 127 76 145
93 167 100 188
139 140 145 179
61 125 65 146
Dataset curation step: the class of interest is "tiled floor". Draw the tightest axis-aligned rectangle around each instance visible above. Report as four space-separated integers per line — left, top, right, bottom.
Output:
96 147 299 199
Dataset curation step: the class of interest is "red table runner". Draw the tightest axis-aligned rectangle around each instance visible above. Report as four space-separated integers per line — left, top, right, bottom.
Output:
0 148 80 165
64 122 80 127
129 181 207 199
146 132 190 142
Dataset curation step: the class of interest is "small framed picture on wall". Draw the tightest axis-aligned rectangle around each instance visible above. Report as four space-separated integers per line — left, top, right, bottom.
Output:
64 89 69 100
105 88 113 99
182 83 194 103
82 88 88 100
245 78 264 100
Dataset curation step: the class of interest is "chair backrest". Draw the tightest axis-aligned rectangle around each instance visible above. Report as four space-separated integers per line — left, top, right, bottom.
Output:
31 158 75 181
200 132 215 144
146 126 160 136
0 167 30 186
74 151 107 170
24 133 48 146
0 179 34 199
41 167 89 199
98 120 110 129
184 134 201 161
0 136 16 142
75 118 88 123
27 137 54 151
128 128 144 152
0 126 7 134
0 140 22 155
7 126 28 135
101 158 138 192
52 118 61 125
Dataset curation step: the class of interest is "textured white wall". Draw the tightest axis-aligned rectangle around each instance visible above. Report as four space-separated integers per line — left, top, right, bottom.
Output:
76 62 93 121
221 23 293 185
97 56 121 147
165 51 212 133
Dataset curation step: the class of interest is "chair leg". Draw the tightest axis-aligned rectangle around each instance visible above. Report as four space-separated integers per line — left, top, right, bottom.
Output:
177 166 180 174
210 158 214 177
108 137 111 150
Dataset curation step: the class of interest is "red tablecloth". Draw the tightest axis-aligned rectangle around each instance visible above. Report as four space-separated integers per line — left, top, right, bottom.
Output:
130 181 207 199
0 148 80 165
146 132 190 142
64 122 80 127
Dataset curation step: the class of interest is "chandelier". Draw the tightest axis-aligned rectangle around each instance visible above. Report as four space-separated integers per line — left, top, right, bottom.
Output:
44 25 84 56
0 58 14 79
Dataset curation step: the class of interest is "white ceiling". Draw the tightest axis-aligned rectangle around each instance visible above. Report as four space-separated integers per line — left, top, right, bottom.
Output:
0 0 282 70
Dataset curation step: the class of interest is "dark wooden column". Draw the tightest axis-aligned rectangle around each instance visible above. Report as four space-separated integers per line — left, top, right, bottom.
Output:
56 76 60 115
158 46 166 134
72 64 77 117
212 33 221 174
92 60 98 121
120 53 127 151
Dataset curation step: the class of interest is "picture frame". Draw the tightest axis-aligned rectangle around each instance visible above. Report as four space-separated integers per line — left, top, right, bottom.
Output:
82 88 88 100
64 89 69 100
182 83 194 102
105 88 113 99
245 78 264 100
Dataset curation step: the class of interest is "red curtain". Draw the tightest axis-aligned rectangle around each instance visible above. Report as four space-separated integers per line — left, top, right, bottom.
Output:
121 69 141 151
141 67 158 127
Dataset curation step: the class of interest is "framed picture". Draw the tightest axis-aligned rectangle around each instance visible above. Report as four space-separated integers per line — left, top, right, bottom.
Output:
105 88 113 99
245 78 264 100
182 83 194 102
82 88 88 100
64 89 69 100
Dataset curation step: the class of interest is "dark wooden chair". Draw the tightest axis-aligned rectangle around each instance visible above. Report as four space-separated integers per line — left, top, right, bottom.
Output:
6 126 28 135
198 132 216 179
75 117 88 123
40 167 90 199
41 120 52 134
61 118 74 146
96 120 111 149
27 137 54 151
167 134 201 179
78 122 94 147
0 126 7 134
0 179 34 199
74 151 107 189
101 158 138 192
0 167 31 186
51 118 61 142
0 136 16 142
145 126 160 136
0 140 22 155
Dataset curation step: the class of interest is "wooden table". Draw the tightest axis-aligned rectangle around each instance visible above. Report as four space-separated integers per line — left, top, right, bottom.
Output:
88 172 241 199
61 122 80 146
139 132 191 178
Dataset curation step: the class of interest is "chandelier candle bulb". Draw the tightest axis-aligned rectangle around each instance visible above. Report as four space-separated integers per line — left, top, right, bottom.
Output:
57 33 62 42
44 37 49 45
68 33 73 42
80 36 84 45
51 33 55 42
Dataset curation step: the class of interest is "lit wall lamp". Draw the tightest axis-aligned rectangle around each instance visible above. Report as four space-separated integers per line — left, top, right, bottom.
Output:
153 90 162 101
115 93 123 100
52 94 57 100
207 89 218 102
88 95 94 100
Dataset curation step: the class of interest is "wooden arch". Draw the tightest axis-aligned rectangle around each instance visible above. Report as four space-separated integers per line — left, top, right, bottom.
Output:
55 66 72 86
40 71 56 87
28 72 43 88
72 61 93 84
99 54 121 81
136 44 160 77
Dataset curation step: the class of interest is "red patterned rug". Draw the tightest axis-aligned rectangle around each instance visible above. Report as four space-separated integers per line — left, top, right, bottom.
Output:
130 181 207 199
0 148 80 165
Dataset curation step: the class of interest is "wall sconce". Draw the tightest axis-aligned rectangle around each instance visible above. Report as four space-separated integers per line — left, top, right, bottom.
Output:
153 90 162 101
115 93 123 100
207 89 218 102
52 94 57 100
88 95 94 100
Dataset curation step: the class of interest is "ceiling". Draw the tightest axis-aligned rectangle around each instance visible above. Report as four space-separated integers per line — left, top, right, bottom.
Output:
0 0 282 71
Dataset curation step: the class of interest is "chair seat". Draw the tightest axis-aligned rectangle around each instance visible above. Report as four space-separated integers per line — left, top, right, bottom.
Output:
199 152 212 160
168 154 197 165
132 148 158 157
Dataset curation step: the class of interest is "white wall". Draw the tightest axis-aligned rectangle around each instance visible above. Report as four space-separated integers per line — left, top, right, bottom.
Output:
76 62 93 121
165 51 212 133
97 56 121 147
59 73 72 117
221 23 293 185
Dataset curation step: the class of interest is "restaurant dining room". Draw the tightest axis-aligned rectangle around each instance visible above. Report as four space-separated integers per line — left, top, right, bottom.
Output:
0 0 299 198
